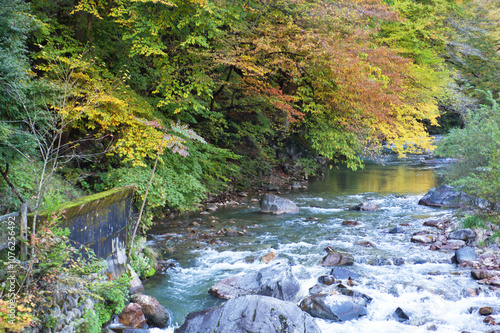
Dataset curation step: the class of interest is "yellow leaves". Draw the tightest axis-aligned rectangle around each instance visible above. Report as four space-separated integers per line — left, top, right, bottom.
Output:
377 104 436 156
0 299 34 332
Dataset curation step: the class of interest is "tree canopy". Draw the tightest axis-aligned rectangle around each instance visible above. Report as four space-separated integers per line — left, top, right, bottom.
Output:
0 0 498 214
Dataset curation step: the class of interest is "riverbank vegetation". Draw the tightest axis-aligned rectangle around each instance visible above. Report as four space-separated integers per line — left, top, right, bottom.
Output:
1 0 500 331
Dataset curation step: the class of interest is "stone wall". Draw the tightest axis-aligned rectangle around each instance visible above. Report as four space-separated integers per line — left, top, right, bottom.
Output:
37 186 135 276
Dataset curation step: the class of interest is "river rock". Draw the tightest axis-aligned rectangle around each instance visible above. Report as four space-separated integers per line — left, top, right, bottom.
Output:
319 249 354 266
472 270 497 280
260 250 278 263
338 288 373 303
342 220 360 226
356 241 376 247
318 275 336 285
452 246 479 264
423 219 447 229
330 267 360 280
309 284 323 294
418 185 468 208
411 234 436 244
389 226 405 234
447 239 466 249
299 293 368 321
118 303 146 328
393 307 410 323
207 204 218 212
349 202 380 211
429 242 442 251
393 258 405 266
448 228 476 242
131 293 170 328
208 261 300 301
175 295 321 333
479 307 493 315
260 194 299 214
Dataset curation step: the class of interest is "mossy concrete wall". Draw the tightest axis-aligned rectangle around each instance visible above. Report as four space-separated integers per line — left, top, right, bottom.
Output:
48 187 135 276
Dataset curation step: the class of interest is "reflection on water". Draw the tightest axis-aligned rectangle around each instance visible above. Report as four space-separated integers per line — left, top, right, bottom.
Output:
309 159 436 196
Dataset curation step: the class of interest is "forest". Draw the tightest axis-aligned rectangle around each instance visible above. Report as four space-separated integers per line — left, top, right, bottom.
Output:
1 0 500 331
0 0 497 219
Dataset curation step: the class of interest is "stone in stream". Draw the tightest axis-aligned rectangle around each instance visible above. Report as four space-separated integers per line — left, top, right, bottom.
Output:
448 228 476 242
423 219 449 229
208 261 300 301
393 307 410 323
319 247 354 266
260 250 278 263
418 185 469 208
309 284 323 295
330 267 360 280
411 234 436 244
479 307 493 316
260 194 299 214
299 293 368 321
175 295 321 333
393 258 405 266
356 241 376 247
342 220 361 226
389 226 405 234
471 270 497 280
452 246 479 264
349 202 380 211
318 275 336 285
130 293 170 328
338 287 373 303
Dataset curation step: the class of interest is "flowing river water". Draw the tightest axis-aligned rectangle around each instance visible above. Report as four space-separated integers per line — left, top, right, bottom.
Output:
144 154 500 333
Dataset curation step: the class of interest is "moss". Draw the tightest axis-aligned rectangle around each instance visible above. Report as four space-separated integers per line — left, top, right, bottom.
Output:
43 186 134 219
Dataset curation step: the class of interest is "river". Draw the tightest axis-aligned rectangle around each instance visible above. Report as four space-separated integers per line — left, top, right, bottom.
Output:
143 154 500 333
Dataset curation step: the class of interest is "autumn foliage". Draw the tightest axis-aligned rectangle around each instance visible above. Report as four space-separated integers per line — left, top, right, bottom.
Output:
2 0 491 211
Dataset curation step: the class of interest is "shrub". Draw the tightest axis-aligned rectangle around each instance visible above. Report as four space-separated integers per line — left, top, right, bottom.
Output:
436 91 500 212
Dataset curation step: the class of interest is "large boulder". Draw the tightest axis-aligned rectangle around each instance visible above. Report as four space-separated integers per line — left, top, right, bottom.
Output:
260 194 299 214
131 293 170 328
175 295 321 333
209 261 300 301
418 185 469 208
299 293 368 321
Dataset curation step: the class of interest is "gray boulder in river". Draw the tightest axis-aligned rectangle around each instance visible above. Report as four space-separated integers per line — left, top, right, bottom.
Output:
453 246 479 264
209 261 300 301
174 295 321 333
418 185 469 208
299 293 368 321
260 194 299 214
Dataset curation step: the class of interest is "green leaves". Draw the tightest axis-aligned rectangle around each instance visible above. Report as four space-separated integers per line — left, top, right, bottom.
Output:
436 90 500 211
